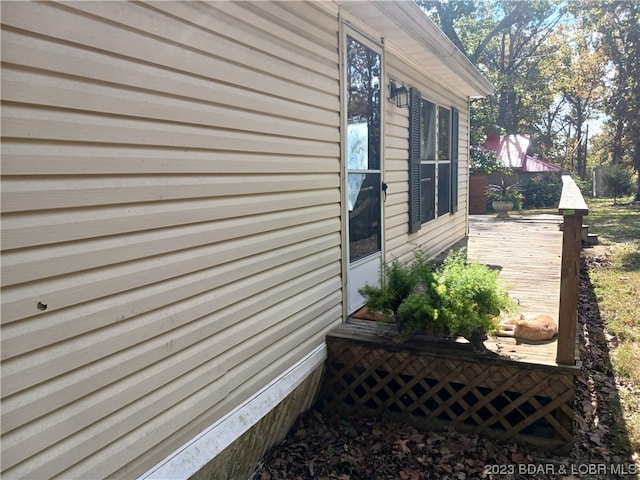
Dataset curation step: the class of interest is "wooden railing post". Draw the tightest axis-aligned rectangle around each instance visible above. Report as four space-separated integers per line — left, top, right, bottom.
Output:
556 176 589 365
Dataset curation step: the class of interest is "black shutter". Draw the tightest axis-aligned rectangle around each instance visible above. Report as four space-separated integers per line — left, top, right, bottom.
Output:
450 107 459 213
408 89 422 233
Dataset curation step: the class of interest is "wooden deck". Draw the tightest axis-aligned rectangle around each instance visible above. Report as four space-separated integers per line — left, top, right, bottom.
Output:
326 214 580 452
467 213 567 366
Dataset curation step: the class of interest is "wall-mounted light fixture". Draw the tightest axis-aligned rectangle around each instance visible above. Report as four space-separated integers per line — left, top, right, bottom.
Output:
388 79 409 108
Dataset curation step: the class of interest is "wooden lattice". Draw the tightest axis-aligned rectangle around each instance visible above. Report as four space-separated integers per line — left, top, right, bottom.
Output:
322 327 578 453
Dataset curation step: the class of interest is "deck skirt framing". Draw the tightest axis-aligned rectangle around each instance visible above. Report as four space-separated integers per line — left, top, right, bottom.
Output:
322 322 578 453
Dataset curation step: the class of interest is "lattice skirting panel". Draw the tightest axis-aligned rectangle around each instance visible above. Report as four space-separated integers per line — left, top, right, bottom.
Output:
322 328 578 453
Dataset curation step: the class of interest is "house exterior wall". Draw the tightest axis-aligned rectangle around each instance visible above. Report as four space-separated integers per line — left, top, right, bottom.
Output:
1 1 486 478
1 2 342 478
384 54 471 264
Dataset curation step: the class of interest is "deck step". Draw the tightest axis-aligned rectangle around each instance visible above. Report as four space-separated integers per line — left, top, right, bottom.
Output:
585 233 599 245
559 223 594 236
578 225 599 245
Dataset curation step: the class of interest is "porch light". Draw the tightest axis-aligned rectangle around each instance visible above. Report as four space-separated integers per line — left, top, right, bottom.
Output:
388 79 409 108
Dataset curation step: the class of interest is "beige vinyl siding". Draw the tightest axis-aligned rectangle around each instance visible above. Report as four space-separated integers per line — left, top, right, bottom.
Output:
0 1 341 478
384 53 471 264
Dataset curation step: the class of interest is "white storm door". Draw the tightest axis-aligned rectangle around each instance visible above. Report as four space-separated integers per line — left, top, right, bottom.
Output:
344 32 384 314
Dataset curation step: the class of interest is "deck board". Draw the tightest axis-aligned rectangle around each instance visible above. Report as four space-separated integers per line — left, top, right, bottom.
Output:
349 213 576 367
467 213 566 366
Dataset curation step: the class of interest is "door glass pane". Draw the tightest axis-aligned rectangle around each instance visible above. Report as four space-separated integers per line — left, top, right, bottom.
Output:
347 35 381 170
347 122 368 170
348 173 381 262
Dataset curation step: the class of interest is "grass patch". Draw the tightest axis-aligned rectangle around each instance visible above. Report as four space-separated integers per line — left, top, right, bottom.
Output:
613 342 640 385
585 195 640 244
590 242 640 343
585 195 640 452
619 385 640 453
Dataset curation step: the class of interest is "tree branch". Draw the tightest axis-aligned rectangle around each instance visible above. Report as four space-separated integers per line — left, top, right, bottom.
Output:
471 3 528 63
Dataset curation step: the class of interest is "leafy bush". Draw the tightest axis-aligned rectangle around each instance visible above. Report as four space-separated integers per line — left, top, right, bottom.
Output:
575 178 593 197
521 173 563 209
358 250 438 324
359 248 516 350
358 260 419 322
396 292 443 340
470 149 504 174
601 166 634 204
435 249 514 340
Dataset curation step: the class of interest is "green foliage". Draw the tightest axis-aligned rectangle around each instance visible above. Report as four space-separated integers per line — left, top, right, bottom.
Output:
420 0 640 195
549 24 606 179
436 249 514 339
574 178 593 197
521 173 563 208
359 248 515 345
486 177 524 209
470 149 505 174
601 167 635 204
411 248 438 291
575 1 640 197
423 0 565 135
358 260 419 321
396 293 442 341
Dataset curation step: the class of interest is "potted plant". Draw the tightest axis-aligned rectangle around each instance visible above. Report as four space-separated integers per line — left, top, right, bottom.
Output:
359 248 516 353
358 249 437 332
486 177 524 218
433 249 515 350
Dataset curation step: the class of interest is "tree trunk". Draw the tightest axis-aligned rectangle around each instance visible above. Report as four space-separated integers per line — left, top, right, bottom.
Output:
612 118 625 165
574 107 586 180
635 140 640 201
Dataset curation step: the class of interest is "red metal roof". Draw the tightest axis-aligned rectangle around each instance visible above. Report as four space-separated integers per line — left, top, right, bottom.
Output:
484 134 561 172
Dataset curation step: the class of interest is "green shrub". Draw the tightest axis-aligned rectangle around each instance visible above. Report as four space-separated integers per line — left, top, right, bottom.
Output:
396 292 442 340
601 166 634 204
436 249 514 339
470 149 504 174
358 259 419 322
575 178 593 197
521 173 563 209
359 248 516 350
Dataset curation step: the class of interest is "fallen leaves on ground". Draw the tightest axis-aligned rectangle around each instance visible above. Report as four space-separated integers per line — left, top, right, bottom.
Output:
254 253 638 479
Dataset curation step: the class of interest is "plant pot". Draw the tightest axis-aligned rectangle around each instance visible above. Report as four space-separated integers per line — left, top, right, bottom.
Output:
465 331 490 355
492 200 513 218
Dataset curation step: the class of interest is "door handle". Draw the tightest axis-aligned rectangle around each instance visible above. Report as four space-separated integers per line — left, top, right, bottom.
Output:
381 182 388 202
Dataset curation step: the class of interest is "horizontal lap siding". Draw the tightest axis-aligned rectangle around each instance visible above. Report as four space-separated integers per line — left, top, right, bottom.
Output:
0 1 341 478
385 55 470 264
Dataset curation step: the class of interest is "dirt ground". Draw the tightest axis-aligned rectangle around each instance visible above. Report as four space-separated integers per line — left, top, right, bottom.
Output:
253 251 639 480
